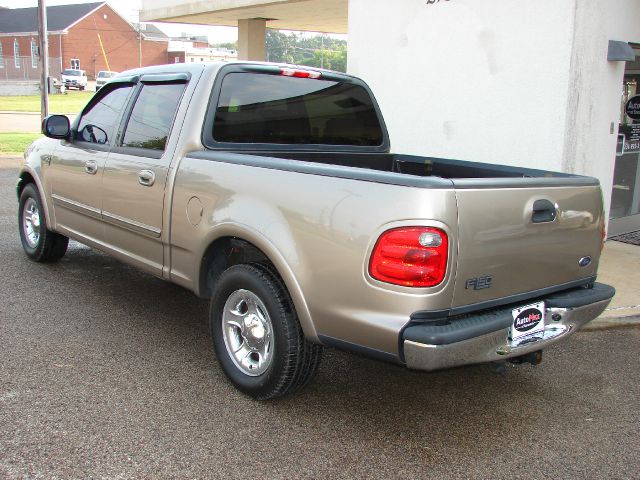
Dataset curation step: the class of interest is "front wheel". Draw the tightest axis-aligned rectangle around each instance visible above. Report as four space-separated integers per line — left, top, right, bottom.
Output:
210 264 322 400
18 183 68 262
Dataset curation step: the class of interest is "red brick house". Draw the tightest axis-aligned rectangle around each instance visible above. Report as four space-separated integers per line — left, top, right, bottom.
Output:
0 2 169 81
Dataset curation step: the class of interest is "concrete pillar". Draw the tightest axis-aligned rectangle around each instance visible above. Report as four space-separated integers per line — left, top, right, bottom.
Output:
238 19 266 61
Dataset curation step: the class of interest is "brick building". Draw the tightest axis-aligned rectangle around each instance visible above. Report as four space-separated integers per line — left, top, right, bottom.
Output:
0 2 169 81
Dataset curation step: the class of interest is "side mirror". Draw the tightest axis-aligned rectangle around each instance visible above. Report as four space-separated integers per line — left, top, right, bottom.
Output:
42 115 70 139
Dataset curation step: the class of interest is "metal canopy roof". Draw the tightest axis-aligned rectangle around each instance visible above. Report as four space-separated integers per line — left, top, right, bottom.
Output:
141 0 348 34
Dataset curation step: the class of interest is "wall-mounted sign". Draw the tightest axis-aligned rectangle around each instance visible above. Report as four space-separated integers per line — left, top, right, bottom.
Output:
625 95 640 120
619 123 640 154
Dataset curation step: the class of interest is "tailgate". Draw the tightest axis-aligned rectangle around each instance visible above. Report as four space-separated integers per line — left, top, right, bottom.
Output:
452 183 603 309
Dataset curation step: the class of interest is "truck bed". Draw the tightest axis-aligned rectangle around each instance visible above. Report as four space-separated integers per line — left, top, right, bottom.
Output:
227 150 593 183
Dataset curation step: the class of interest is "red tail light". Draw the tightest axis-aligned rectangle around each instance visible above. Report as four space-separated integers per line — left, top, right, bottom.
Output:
279 67 321 79
369 227 448 288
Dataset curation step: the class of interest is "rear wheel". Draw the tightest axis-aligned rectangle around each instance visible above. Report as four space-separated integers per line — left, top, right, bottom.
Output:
210 264 322 400
18 183 68 262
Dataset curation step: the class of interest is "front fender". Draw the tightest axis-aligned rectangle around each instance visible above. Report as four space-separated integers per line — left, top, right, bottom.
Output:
17 140 54 229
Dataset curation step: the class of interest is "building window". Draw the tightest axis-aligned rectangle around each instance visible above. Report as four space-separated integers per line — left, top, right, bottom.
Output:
174 57 180 63
14 38 20 68
0 42 4 68
31 38 38 68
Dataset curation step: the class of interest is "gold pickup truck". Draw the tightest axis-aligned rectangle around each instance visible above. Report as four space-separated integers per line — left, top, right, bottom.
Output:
17 62 615 399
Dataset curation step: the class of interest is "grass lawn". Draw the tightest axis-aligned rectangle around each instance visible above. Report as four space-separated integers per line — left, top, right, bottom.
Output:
0 133 42 154
0 91 93 114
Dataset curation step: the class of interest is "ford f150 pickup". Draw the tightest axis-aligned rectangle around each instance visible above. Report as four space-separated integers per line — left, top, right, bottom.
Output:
17 62 615 399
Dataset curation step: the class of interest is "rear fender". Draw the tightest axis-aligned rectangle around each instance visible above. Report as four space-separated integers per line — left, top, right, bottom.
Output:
196 222 318 342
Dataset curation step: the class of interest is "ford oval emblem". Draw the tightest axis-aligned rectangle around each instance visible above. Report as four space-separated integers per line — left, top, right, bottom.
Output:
578 256 592 267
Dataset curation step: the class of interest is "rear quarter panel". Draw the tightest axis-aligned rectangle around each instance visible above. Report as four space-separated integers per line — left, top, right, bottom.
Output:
170 157 459 356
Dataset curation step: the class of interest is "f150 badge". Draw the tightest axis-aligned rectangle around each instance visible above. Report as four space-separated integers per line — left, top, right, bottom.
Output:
465 275 493 290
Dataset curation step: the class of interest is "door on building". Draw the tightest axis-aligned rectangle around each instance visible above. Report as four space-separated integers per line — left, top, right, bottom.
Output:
610 44 640 236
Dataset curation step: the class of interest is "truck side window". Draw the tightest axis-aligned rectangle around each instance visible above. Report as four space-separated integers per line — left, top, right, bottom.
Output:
77 84 133 145
122 82 186 151
212 73 384 146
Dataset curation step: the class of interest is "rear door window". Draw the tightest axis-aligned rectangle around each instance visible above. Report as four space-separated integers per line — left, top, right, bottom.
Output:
212 72 384 146
122 82 186 151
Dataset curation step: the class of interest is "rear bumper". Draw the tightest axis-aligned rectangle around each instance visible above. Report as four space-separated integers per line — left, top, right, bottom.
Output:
402 283 615 371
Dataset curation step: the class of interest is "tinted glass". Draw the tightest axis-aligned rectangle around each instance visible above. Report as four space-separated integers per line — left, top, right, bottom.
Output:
122 82 186 151
77 84 133 145
213 73 383 146
63 69 81 76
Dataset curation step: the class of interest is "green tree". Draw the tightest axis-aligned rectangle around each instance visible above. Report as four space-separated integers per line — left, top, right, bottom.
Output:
265 30 347 72
212 41 238 51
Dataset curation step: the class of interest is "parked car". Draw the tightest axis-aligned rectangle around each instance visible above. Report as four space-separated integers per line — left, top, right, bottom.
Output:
95 70 118 91
61 68 87 90
18 62 614 400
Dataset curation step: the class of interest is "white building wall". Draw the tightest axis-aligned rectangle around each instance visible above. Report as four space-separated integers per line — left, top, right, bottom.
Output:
347 0 640 224
348 0 576 172
566 0 640 224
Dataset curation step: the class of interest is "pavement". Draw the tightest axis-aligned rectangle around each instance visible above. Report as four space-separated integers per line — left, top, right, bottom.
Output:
1 155 639 478
0 112 79 133
587 239 640 328
0 112 42 133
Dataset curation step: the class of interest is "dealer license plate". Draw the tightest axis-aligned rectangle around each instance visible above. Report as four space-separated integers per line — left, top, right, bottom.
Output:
510 301 545 344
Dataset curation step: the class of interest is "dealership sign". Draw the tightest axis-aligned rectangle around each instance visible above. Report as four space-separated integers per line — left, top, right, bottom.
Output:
625 95 640 120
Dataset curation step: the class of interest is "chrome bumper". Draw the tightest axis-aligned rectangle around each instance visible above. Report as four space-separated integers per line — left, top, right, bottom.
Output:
403 286 613 371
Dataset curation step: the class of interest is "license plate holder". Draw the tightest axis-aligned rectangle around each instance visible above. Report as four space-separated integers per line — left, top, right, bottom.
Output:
510 301 545 345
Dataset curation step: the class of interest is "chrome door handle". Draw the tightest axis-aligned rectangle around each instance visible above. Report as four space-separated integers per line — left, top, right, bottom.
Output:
138 169 155 187
84 160 98 175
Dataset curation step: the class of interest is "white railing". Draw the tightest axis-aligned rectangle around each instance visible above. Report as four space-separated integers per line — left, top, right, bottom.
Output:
0 56 63 81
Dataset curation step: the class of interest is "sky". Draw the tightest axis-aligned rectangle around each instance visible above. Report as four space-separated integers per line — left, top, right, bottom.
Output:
0 0 240 43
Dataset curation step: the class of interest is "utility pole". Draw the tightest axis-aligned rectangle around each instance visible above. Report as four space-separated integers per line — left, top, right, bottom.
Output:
37 0 49 122
138 13 142 68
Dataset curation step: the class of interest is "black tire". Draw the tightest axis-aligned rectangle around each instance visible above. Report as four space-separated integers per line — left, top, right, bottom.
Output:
18 183 68 262
210 263 322 400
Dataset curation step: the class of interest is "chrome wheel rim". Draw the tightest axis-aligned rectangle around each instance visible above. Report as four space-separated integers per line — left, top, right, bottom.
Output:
222 289 273 376
22 197 41 248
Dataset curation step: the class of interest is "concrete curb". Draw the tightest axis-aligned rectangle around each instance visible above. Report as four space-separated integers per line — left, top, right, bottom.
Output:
0 111 77 116
583 315 640 331
0 111 41 115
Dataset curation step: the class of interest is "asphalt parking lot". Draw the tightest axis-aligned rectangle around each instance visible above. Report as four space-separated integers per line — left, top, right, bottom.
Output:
1 159 639 479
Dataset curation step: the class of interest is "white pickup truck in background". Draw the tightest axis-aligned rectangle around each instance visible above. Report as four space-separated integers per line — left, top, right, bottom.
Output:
60 68 87 91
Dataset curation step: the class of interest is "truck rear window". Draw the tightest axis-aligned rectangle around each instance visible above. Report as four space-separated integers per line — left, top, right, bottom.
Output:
213 72 384 146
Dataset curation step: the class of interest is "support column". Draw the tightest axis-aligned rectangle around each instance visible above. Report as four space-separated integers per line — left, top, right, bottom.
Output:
237 18 266 61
